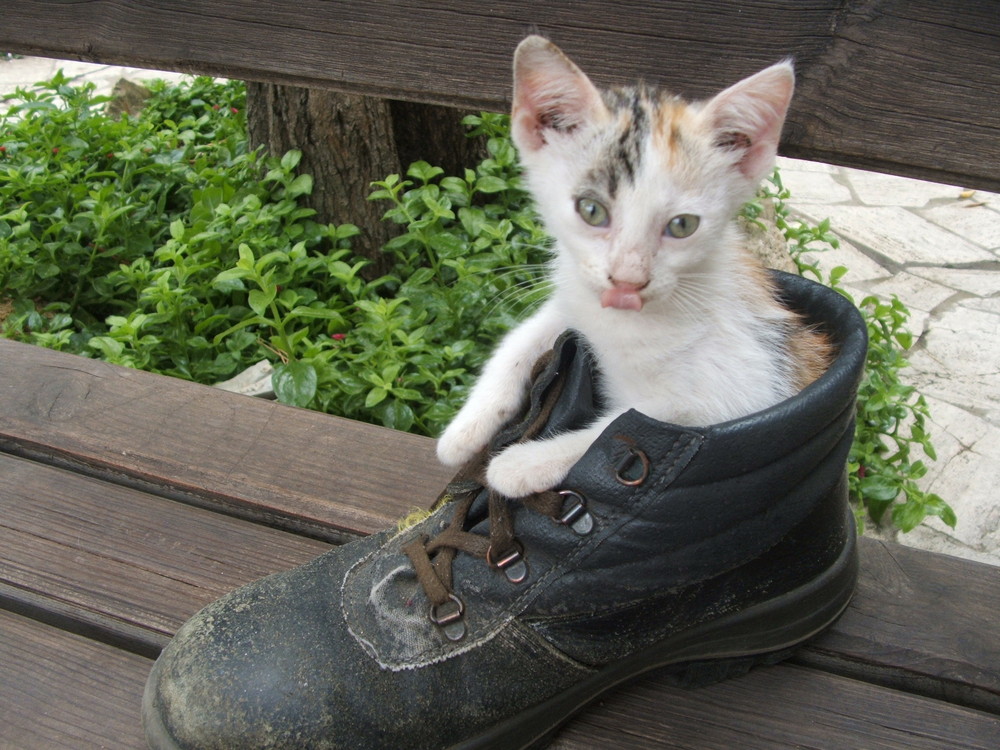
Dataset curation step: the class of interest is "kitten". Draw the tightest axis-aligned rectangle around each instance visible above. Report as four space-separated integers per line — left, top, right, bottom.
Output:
437 36 832 498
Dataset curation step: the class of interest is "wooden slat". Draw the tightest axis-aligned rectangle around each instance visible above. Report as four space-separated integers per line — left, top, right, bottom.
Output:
0 453 330 648
0 1 996 190
0 339 452 540
3 342 1000 713
552 664 1000 750
802 538 1000 714
0 609 150 750
5 607 997 750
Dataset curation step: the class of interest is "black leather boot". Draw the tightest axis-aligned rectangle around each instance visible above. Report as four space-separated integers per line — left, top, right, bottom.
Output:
143 271 867 750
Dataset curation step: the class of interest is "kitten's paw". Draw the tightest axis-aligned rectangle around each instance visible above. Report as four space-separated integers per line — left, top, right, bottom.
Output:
486 443 573 498
436 416 495 467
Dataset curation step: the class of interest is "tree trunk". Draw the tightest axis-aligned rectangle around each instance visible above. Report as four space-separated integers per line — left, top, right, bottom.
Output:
246 83 400 278
246 84 487 279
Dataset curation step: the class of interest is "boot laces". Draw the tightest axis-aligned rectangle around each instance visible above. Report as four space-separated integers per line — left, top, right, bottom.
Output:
401 350 583 641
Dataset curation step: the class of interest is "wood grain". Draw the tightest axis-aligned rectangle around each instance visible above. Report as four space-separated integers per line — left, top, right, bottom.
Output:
3 341 1000 716
5 605 997 750
802 538 1000 713
0 609 150 749
0 339 453 541
0 452 330 647
551 663 1000 749
0 0 996 189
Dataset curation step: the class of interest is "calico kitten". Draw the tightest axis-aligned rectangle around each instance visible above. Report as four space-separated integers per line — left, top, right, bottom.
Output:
437 36 832 498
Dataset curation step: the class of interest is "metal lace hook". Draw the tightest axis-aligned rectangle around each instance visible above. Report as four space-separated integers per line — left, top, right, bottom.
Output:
429 593 466 641
615 447 650 486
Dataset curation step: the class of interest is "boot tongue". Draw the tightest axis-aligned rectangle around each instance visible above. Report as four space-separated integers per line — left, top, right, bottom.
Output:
458 331 601 529
490 330 603 451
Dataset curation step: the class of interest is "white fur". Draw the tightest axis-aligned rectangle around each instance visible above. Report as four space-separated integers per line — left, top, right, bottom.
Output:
437 38 798 497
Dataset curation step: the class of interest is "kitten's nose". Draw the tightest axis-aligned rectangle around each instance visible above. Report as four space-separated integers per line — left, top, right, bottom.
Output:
609 278 648 291
601 279 648 311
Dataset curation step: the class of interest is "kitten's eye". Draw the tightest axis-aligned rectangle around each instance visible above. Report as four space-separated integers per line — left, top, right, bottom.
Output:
575 197 610 227
665 214 700 238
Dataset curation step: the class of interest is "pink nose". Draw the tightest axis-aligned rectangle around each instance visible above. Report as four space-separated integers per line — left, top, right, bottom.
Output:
601 279 648 311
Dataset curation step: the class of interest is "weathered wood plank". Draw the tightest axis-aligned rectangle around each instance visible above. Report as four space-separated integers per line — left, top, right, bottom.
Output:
0 1 996 190
552 664 1000 749
0 453 330 648
802 538 1000 714
0 609 150 749
0 339 452 541
3 341 1000 714
5 605 997 750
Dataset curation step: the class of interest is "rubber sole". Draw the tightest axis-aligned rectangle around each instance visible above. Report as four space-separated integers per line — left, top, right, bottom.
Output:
453 527 859 750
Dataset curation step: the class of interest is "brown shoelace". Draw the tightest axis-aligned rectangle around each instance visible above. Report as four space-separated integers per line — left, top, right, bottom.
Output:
401 351 575 641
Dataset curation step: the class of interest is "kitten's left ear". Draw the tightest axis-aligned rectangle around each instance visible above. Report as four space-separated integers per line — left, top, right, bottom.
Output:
511 35 608 153
701 60 795 183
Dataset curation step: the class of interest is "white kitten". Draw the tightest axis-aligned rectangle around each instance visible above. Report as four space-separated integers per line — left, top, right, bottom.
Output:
438 36 830 498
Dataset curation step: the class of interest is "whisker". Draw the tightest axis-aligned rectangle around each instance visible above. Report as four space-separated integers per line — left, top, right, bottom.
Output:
483 277 553 320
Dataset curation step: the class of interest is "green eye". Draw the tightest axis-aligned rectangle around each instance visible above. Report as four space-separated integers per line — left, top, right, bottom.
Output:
575 197 610 227
665 214 700 238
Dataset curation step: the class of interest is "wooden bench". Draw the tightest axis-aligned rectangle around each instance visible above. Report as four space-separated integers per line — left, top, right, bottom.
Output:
2 2 999 747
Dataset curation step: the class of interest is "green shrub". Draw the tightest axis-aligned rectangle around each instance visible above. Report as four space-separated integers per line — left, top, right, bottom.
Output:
1 75 950 531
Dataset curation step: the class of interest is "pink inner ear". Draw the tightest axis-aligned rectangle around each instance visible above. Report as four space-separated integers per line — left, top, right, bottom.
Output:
511 37 606 153
512 108 547 151
705 62 794 181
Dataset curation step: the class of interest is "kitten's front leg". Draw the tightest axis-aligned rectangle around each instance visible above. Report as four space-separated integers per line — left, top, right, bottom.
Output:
437 303 563 468
486 417 614 498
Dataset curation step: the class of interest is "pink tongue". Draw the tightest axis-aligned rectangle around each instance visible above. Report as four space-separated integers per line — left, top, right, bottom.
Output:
601 288 644 311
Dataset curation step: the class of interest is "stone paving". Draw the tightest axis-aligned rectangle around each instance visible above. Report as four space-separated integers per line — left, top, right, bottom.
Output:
780 159 1000 566
3 55 999 566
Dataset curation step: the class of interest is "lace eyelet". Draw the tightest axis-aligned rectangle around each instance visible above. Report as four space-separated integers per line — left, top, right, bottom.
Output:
486 540 528 584
429 593 466 641
615 447 650 486
556 490 595 535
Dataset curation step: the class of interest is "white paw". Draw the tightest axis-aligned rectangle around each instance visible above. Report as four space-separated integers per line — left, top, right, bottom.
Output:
436 413 497 467
486 443 573 498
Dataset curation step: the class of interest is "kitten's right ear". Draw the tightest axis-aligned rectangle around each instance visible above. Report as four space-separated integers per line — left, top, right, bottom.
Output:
512 36 607 153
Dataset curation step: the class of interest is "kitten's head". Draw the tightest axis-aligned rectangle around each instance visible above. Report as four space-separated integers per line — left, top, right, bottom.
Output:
511 36 794 312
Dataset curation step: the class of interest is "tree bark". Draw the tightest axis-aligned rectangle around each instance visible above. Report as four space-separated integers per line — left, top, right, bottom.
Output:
246 84 487 279
246 83 400 278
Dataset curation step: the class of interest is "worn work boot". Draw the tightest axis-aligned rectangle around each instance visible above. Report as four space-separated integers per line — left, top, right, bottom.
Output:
143 271 867 750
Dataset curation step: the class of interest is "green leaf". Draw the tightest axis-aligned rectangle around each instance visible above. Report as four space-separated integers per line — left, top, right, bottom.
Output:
286 305 344 321
891 498 926 533
237 243 256 268
378 399 415 431
248 287 276 317
475 175 508 194
428 231 467 257
858 474 900 502
169 219 185 241
458 207 486 238
407 161 444 183
272 360 317 408
287 173 313 198
280 150 302 171
213 267 251 284
365 386 389 408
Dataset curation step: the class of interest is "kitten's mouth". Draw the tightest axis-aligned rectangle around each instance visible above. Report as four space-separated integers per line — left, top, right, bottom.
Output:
600 285 645 311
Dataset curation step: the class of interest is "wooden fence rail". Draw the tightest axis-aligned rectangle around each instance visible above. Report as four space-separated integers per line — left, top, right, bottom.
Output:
1 0 998 190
